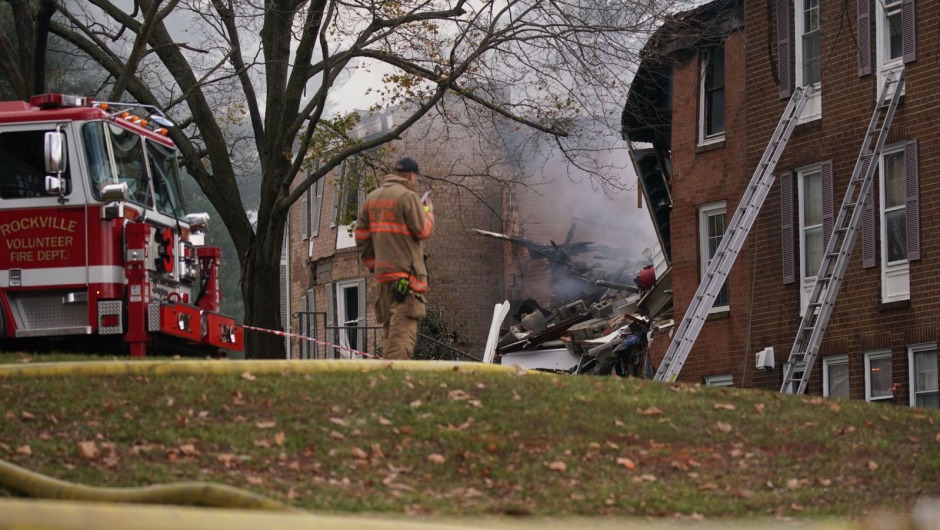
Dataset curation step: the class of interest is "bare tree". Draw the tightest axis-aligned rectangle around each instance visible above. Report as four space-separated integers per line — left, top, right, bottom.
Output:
5 0 688 357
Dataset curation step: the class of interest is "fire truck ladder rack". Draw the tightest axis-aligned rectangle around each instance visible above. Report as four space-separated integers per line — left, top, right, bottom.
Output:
780 71 905 395
653 84 813 383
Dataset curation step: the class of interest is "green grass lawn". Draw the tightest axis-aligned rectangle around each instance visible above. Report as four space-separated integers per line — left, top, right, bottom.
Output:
1 353 938 519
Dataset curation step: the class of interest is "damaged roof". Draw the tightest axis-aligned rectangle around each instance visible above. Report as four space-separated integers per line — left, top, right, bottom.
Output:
621 0 744 144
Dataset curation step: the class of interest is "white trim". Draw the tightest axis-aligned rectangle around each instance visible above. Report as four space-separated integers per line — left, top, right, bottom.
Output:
874 0 905 99
698 45 726 146
907 343 938 408
879 144 910 302
698 201 729 312
797 165 825 314
794 0 822 121
704 373 733 387
864 349 893 402
822 354 849 398
0 266 124 287
335 279 364 358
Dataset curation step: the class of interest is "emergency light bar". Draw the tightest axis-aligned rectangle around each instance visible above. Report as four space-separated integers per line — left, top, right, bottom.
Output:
29 93 90 109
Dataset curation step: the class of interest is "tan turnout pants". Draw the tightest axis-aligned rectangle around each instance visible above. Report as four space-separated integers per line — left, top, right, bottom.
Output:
375 282 427 360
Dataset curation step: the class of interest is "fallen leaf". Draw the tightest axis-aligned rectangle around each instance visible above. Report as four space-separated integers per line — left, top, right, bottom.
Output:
828 402 841 412
351 447 369 460
15 445 31 456
329 417 348 427
867 461 879 471
330 430 346 440
253 438 271 448
409 400 422 408
754 403 766 413
274 432 286 446
699 482 718 491
638 406 662 416
179 443 199 456
547 460 567 472
934 433 940 443
217 453 238 468
786 478 800 489
715 421 733 433
818 478 832 487
241 372 256 381
256 421 276 429
427 453 446 464
245 475 264 485
448 389 471 400
20 411 36 421
713 403 736 411
77 441 99 459
616 457 636 470
639 474 657 482
377 416 391 425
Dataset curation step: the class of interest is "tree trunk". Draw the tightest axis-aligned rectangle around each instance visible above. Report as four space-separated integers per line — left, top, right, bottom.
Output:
243 249 286 358
242 201 288 359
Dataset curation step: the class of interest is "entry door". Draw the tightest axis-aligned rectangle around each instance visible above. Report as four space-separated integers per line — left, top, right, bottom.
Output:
336 279 366 357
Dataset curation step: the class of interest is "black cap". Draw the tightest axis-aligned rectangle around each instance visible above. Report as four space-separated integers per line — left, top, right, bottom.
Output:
393 157 420 175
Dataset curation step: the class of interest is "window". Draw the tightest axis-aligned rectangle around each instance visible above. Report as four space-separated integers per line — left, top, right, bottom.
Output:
699 201 729 310
908 344 938 408
872 0 915 96
699 45 725 145
310 176 324 240
336 280 366 358
332 160 366 250
782 361 806 394
878 143 918 302
865 350 893 402
795 0 821 120
704 374 733 387
823 355 849 398
0 129 72 199
797 164 831 313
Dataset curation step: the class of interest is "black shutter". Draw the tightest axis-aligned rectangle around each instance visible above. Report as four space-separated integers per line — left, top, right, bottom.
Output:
902 0 917 63
906 140 920 261
777 0 792 99
781 171 795 284
858 0 872 76
862 154 877 268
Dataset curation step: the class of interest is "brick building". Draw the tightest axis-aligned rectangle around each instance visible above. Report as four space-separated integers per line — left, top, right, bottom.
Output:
282 102 656 360
624 0 939 407
282 106 510 359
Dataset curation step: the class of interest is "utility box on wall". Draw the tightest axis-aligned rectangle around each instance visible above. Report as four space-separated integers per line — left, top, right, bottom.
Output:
755 346 775 371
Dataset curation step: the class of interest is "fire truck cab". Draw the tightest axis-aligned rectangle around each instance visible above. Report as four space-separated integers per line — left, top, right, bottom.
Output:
0 94 243 356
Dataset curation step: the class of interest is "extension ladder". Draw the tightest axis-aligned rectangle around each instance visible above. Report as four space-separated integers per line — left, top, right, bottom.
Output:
781 71 905 394
654 85 813 382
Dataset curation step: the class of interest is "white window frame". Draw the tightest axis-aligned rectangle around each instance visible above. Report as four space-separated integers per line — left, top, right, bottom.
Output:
782 361 807 394
822 354 849 398
864 349 894 402
908 343 938 408
794 0 822 121
797 165 825 314
698 201 729 312
879 144 910 303
335 279 365 358
698 45 726 146
332 165 358 250
704 373 733 387
875 0 905 99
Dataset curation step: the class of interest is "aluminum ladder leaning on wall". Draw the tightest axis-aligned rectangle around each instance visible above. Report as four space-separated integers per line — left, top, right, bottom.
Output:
653 85 813 383
780 71 905 395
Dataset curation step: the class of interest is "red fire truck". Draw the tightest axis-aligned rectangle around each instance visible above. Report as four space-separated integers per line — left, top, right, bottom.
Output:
0 93 243 356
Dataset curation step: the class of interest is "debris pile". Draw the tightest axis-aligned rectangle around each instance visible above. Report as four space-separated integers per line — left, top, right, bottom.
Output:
474 228 674 374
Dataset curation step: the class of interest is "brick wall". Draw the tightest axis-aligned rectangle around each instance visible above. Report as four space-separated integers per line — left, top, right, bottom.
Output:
666 0 940 403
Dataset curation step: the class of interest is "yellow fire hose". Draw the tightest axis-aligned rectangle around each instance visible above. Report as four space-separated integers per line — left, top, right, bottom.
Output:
0 458 292 511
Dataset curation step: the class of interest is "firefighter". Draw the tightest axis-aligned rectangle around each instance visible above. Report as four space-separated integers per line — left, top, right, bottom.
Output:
355 157 434 359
